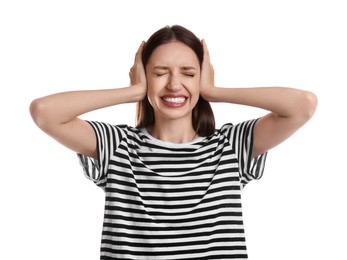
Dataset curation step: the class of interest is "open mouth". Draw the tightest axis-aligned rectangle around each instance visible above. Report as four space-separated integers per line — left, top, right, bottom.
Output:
161 95 188 107
161 96 187 104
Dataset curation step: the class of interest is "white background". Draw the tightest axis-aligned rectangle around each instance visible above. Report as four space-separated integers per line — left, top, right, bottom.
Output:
1 0 346 259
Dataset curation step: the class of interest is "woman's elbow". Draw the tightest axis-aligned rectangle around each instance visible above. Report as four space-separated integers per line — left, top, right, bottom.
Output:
303 90 318 120
29 98 50 130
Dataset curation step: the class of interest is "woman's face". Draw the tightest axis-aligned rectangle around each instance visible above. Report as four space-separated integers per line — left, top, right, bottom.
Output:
145 41 201 122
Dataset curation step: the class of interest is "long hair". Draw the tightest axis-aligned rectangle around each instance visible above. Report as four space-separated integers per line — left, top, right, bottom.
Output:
136 25 215 136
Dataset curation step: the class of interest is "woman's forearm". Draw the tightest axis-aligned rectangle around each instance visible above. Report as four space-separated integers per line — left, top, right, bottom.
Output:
205 86 317 119
30 85 145 128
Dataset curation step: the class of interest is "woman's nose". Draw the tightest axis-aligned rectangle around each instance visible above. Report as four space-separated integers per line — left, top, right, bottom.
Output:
167 75 181 91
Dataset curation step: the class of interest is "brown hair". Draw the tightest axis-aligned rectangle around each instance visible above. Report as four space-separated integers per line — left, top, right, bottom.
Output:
136 25 215 136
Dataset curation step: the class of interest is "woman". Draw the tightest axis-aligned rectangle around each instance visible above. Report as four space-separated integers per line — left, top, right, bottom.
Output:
30 25 317 259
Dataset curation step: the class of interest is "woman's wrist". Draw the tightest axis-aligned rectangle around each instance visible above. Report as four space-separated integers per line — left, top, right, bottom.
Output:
129 83 147 102
200 86 223 102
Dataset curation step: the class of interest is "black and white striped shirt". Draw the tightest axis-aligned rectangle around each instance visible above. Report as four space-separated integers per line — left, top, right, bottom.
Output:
78 119 267 260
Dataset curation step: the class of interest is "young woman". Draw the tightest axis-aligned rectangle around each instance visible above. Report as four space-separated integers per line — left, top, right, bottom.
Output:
30 25 317 259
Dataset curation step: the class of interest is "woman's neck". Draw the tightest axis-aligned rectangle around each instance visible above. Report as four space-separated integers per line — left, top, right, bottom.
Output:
147 119 197 144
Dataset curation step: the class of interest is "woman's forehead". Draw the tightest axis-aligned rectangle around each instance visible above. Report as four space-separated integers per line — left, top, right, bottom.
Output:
148 42 200 68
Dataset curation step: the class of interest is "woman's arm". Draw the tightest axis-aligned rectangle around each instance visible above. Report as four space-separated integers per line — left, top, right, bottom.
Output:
30 42 147 159
200 40 318 158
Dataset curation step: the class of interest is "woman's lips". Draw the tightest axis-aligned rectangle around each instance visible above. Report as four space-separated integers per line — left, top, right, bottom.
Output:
161 95 188 108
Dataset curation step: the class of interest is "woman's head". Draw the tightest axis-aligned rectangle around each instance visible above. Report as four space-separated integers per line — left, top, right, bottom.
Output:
136 25 215 136
142 25 204 68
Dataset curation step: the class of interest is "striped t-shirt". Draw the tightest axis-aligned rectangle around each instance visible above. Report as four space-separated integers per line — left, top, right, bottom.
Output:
78 119 267 260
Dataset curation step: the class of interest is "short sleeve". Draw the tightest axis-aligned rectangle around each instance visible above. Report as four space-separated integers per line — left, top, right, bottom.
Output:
77 121 125 189
221 119 268 188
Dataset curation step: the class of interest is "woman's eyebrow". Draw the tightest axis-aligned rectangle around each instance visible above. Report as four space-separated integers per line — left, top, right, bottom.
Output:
181 66 197 71
152 65 197 70
153 66 169 70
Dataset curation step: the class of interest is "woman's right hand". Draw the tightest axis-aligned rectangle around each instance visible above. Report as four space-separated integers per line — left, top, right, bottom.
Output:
30 41 149 159
129 41 147 101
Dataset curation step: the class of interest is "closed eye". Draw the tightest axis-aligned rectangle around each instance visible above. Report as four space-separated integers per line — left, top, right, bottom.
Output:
154 72 167 77
183 73 195 77
181 66 196 77
152 66 169 77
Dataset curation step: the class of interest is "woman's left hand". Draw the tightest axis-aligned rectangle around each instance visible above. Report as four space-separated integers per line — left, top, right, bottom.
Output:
200 39 215 101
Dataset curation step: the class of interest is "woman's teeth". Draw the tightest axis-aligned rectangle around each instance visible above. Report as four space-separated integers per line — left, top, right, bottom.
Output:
162 97 186 103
